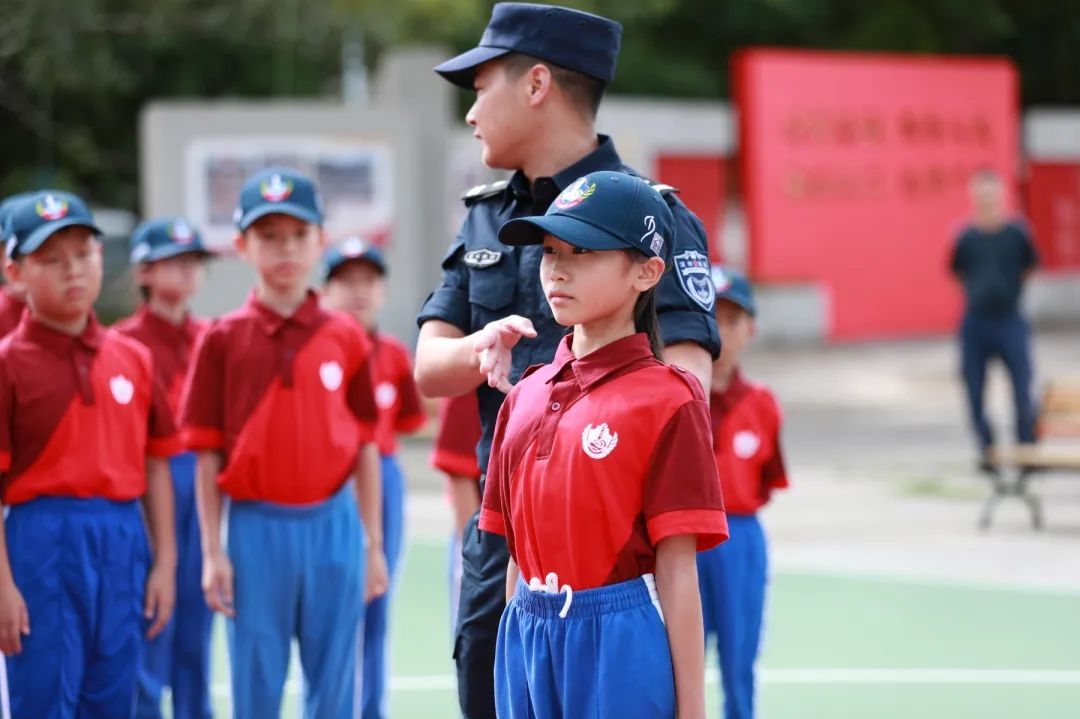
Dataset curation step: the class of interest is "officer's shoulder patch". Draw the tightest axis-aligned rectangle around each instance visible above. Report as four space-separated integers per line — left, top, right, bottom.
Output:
461 180 510 205
672 249 716 312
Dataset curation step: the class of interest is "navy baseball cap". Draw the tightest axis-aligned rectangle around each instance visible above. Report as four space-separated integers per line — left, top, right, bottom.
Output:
499 171 672 261
234 168 324 231
435 3 622 89
5 190 103 259
130 217 213 264
0 192 35 242
324 237 387 281
712 265 756 316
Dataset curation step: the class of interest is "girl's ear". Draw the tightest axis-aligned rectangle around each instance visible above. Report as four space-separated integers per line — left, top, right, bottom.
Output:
634 256 666 292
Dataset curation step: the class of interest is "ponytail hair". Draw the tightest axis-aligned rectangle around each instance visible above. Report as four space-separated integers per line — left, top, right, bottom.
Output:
633 287 663 359
623 248 664 359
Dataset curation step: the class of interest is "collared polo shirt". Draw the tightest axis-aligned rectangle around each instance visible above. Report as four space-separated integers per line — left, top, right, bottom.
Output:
114 306 208 414
370 331 425 456
480 333 728 590
0 313 181 505
180 291 378 505
710 370 788 516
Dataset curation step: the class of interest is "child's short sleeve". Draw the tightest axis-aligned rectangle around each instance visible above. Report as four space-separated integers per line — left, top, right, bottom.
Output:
180 323 226 451
146 368 182 458
0 357 12 473
430 393 483 480
394 349 426 435
762 390 789 492
478 394 514 538
644 398 729 551
346 328 378 444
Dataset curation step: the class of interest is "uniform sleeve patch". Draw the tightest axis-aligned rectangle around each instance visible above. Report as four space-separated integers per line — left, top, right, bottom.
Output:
672 250 716 311
463 249 503 268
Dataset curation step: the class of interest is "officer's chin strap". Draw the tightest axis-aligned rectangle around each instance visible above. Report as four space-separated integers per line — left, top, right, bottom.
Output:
528 572 574 619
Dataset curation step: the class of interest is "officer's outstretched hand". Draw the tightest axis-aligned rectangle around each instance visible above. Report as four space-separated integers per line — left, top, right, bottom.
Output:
365 547 390 603
0 578 29 655
475 315 537 394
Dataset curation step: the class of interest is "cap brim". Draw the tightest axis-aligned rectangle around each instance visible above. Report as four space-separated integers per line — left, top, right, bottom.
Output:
19 219 103 256
142 244 214 264
499 214 626 251
238 204 321 231
716 294 756 316
435 46 512 89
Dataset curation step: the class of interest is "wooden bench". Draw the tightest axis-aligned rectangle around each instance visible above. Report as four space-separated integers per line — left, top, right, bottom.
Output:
982 380 1080 530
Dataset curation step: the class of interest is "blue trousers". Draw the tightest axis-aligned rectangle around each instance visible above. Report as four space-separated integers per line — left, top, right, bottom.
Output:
357 455 406 719
697 514 768 719
6 497 150 719
960 312 1037 452
135 453 213 719
227 482 365 719
495 575 674 719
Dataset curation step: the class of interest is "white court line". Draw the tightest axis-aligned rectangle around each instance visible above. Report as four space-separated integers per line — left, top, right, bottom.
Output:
209 668 1080 696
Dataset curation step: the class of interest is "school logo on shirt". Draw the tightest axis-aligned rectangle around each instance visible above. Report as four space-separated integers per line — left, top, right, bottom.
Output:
581 423 619 460
260 174 294 202
375 382 397 409
673 250 716 311
554 176 596 210
36 195 69 221
733 430 761 459
110 375 135 406
463 249 502 269
319 361 344 392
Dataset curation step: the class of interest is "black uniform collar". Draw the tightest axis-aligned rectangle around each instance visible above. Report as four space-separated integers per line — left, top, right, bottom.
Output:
503 135 623 213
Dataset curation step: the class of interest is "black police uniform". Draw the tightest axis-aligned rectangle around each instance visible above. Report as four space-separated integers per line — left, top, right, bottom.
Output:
420 5 721 718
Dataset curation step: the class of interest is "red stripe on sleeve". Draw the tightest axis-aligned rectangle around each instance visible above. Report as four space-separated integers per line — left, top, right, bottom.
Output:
647 508 729 552
478 506 506 536
148 435 184 459
183 426 224 451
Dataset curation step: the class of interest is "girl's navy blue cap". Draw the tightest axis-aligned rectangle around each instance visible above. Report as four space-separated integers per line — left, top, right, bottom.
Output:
4 190 103 259
499 171 674 262
130 217 213 264
434 3 622 89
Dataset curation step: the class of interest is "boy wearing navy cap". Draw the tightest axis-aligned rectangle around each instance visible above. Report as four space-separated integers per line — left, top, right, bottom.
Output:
181 169 388 719
321 238 425 719
698 266 788 719
418 5 721 717
115 217 214 719
0 191 180 717
0 193 34 337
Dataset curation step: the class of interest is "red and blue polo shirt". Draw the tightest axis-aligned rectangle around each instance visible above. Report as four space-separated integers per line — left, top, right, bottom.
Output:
710 370 788 516
114 306 208 415
430 392 483 481
180 290 378 505
0 313 181 505
370 332 425 457
480 333 728 590
0 288 26 338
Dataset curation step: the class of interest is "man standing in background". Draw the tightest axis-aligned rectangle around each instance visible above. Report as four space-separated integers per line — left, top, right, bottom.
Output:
950 168 1039 471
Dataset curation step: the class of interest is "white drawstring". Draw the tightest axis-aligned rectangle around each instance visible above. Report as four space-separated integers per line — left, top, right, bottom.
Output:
527 571 574 619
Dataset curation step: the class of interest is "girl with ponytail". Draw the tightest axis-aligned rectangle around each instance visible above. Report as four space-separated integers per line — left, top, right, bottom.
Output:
478 171 729 719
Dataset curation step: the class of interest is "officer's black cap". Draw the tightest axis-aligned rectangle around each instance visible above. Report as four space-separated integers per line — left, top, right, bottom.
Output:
434 3 623 89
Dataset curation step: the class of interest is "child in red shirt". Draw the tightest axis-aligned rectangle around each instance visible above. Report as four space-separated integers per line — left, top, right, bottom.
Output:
181 168 388 719
698 266 789 719
0 190 180 717
481 171 728 719
115 216 215 719
321 238 425 719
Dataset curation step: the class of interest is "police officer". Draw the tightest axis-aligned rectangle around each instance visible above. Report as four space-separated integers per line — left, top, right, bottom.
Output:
949 167 1039 471
413 4 721 718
